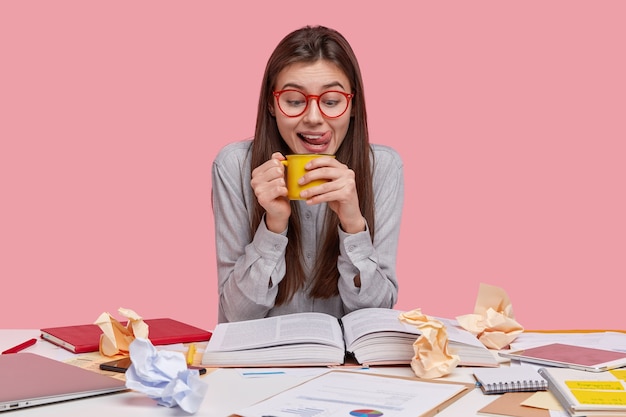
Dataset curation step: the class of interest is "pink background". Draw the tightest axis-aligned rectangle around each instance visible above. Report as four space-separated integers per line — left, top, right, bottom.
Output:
1 1 624 331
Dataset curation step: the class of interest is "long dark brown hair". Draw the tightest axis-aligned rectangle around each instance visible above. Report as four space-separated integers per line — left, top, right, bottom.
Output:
251 25 374 304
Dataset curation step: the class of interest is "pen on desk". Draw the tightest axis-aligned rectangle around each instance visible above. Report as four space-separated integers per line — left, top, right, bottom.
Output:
186 343 196 365
2 338 37 354
241 371 286 376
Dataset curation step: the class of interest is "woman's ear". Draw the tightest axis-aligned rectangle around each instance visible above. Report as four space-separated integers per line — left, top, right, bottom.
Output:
268 104 276 117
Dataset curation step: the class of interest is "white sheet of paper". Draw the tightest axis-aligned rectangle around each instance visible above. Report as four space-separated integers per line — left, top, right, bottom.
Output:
234 371 467 417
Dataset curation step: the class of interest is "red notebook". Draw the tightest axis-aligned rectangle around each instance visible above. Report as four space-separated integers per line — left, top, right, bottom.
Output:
40 318 212 353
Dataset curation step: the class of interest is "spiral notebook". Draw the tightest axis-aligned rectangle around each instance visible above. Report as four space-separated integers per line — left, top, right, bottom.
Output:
474 366 548 395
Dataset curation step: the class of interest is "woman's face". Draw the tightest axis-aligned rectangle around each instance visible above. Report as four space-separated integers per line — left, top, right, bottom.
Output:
271 60 352 155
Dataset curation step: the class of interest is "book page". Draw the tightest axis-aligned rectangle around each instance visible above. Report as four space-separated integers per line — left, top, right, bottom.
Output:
342 309 491 349
340 308 498 367
437 317 486 347
206 312 345 352
341 308 418 347
429 317 499 367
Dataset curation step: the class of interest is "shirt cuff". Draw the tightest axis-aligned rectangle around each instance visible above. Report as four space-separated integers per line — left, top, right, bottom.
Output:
338 219 372 261
253 214 288 260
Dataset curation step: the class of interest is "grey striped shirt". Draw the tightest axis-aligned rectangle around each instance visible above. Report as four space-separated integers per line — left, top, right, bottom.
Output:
212 140 404 323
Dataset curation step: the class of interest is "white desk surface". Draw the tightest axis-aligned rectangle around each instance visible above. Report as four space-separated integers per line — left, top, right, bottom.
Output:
1 329 503 416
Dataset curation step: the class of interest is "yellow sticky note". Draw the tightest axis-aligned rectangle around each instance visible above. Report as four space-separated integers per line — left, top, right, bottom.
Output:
570 389 626 406
611 369 626 381
566 380 625 391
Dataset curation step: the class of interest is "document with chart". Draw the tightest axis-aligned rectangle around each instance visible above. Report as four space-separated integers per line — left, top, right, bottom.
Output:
231 370 473 417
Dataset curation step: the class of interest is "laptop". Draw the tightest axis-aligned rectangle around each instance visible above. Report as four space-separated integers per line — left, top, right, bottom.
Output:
498 343 626 372
0 353 127 412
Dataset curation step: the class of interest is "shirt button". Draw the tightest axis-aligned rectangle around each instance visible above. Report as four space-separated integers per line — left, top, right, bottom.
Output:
305 211 312 220
274 244 280 251
306 252 312 259
348 245 356 252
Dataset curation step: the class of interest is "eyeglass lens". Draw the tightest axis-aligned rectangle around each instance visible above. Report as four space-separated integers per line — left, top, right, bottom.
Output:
277 91 349 118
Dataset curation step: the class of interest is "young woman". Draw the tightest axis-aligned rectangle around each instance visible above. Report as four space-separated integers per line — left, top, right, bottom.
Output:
212 25 404 323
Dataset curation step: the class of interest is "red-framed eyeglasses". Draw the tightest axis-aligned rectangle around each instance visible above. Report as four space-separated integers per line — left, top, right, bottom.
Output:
273 89 354 118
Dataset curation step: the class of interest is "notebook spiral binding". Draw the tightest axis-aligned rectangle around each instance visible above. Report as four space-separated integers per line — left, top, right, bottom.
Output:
482 378 548 394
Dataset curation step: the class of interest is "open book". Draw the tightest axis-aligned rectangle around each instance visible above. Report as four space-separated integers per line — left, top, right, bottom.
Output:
201 308 499 367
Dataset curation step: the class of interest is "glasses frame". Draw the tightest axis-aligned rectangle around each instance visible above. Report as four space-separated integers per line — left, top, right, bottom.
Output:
272 89 354 119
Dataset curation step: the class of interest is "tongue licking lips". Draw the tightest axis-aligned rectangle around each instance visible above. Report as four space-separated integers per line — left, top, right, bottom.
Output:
298 132 330 151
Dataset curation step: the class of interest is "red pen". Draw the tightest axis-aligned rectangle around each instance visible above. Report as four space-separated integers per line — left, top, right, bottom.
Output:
2 338 37 354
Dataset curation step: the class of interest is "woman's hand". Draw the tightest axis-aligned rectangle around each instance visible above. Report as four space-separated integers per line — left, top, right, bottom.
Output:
250 152 291 233
299 156 366 234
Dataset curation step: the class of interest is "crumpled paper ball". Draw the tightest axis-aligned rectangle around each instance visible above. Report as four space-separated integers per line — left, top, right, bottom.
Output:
398 309 460 379
125 337 208 414
456 283 524 350
94 307 149 356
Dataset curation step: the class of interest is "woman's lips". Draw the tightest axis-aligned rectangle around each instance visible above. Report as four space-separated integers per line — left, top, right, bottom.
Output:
298 132 331 153
298 131 331 144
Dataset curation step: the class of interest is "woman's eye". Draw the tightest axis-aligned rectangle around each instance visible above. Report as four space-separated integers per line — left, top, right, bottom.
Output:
286 100 305 107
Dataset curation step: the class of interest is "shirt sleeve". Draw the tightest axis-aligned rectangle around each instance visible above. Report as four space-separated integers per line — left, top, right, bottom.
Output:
212 143 288 323
336 145 404 312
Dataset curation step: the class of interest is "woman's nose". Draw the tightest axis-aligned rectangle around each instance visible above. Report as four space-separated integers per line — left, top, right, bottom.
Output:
302 98 324 123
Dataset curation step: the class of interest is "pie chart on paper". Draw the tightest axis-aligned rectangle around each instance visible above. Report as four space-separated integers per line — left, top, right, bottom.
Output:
349 410 384 417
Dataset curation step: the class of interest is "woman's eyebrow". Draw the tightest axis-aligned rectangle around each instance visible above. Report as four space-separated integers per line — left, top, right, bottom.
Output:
322 81 346 90
280 82 305 90
279 81 347 91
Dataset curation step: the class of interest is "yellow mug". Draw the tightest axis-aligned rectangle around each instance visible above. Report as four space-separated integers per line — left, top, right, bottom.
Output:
281 154 335 200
